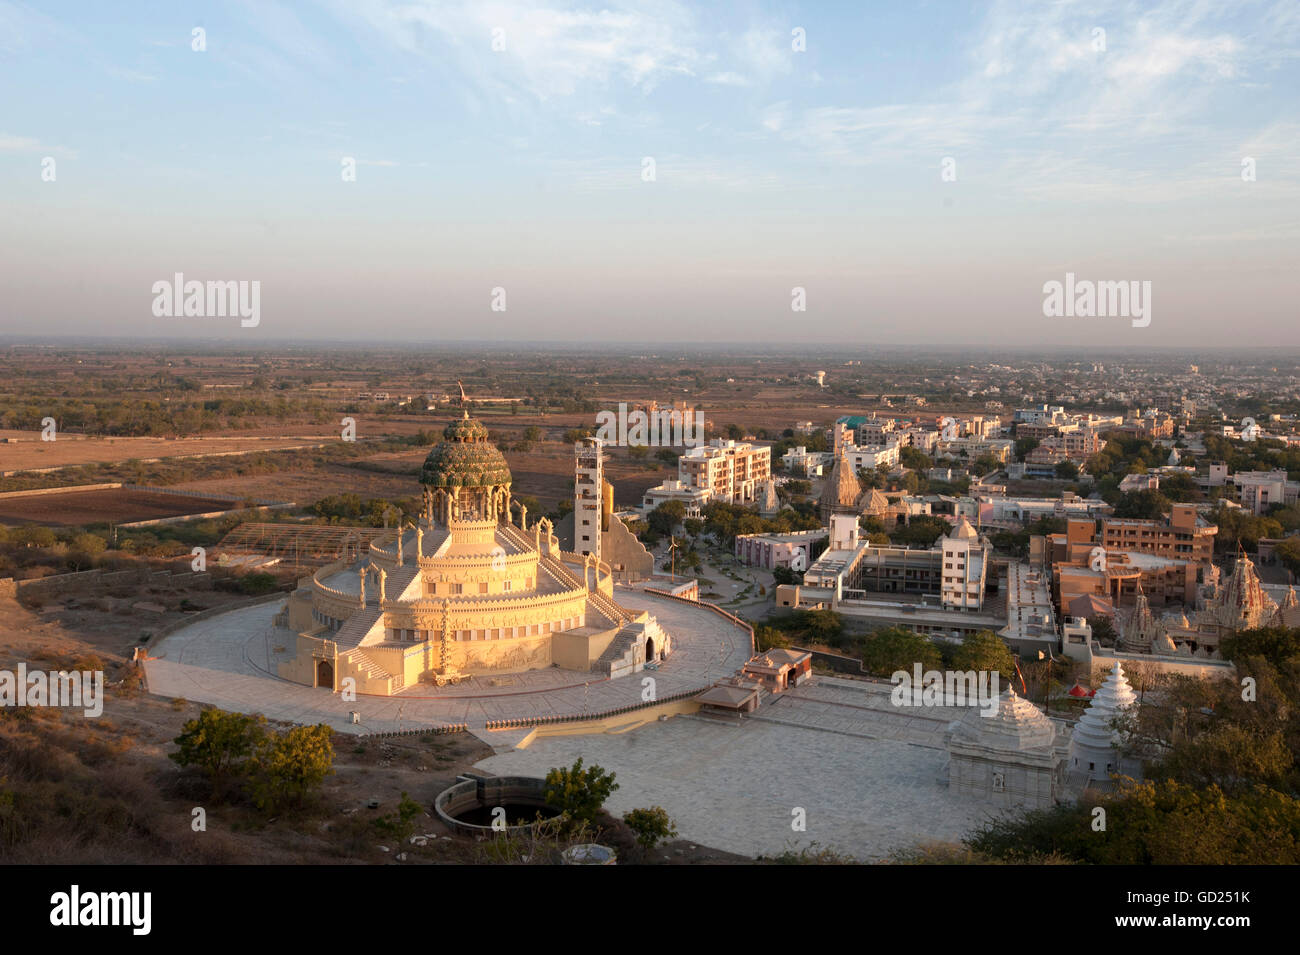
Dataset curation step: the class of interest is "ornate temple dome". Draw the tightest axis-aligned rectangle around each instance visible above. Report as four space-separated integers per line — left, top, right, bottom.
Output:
419 413 512 489
949 687 1057 755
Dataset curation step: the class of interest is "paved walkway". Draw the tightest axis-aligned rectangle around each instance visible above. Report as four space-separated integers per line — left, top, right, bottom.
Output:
477 714 997 861
144 589 752 734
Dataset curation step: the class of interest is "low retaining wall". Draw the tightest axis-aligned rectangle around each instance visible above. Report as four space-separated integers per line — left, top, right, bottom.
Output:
642 587 756 656
796 645 869 677
7 565 218 600
0 483 124 499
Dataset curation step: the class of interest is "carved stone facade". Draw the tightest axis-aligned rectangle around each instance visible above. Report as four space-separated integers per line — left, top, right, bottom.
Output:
278 414 671 695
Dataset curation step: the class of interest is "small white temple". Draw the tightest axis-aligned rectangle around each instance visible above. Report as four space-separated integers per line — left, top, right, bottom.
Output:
1067 662 1140 788
945 687 1070 810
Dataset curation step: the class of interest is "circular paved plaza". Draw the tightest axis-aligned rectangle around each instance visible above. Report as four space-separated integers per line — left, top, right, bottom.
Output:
144 587 752 735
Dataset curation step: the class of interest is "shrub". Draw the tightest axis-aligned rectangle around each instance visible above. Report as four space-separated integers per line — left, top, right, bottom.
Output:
544 758 618 832
623 806 677 849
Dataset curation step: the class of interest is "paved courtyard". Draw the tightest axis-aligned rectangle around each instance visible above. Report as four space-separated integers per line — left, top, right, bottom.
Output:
755 677 962 747
478 713 999 861
144 588 752 734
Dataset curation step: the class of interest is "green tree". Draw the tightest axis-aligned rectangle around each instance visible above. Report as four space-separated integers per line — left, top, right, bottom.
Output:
1054 459 1079 480
647 500 686 537
951 630 1016 680
1113 489 1171 520
1273 537 1300 578
1150 725 1292 793
755 625 792 650
70 532 107 556
800 608 843 645
900 446 931 471
544 758 619 832
248 724 335 814
861 626 942 677
12 525 56 548
1220 626 1300 666
170 709 267 797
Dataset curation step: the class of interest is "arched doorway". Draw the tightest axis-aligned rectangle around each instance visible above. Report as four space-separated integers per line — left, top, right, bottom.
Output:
316 659 334 690
645 637 657 662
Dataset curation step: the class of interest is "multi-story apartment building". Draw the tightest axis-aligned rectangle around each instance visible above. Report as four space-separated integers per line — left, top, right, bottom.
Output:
780 445 833 476
801 514 988 611
937 436 1015 462
677 439 771 505
857 415 896 445
1119 411 1175 439
1099 504 1217 563
1015 405 1068 426
1235 469 1300 516
1037 508 1215 609
841 443 901 473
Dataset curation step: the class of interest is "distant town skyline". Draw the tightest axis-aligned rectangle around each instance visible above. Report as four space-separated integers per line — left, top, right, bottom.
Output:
2 0 1298 346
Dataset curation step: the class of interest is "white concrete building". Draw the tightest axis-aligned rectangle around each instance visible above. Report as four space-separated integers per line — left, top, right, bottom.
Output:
641 480 710 518
678 439 771 505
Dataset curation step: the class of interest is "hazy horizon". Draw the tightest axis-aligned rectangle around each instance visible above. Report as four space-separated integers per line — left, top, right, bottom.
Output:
2 0 1298 347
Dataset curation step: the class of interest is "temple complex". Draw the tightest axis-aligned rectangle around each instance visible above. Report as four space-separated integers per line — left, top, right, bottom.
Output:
277 414 671 694
1111 553 1286 659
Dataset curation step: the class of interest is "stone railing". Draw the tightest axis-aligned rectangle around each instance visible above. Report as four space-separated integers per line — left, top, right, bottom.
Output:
356 722 467 740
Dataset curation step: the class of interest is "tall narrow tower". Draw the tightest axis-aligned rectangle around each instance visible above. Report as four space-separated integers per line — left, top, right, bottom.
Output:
574 436 604 563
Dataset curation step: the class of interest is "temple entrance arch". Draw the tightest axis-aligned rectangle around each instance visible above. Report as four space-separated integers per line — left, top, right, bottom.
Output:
316 659 334 690
645 636 657 662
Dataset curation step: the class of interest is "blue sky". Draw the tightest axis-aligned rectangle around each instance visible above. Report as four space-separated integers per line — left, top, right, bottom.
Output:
1 0 1298 346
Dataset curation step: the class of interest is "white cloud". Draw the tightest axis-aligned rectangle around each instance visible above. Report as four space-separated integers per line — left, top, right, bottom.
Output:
706 71 750 87
332 0 704 101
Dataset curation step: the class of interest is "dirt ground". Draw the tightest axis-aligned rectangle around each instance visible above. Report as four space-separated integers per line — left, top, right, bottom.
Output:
0 487 247 527
170 443 670 512
0 430 340 472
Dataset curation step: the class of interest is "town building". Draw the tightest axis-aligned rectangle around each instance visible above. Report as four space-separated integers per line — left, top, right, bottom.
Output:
734 529 826 572
1234 469 1300 516
781 445 833 476
560 438 654 581
640 479 710 518
676 439 771 505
